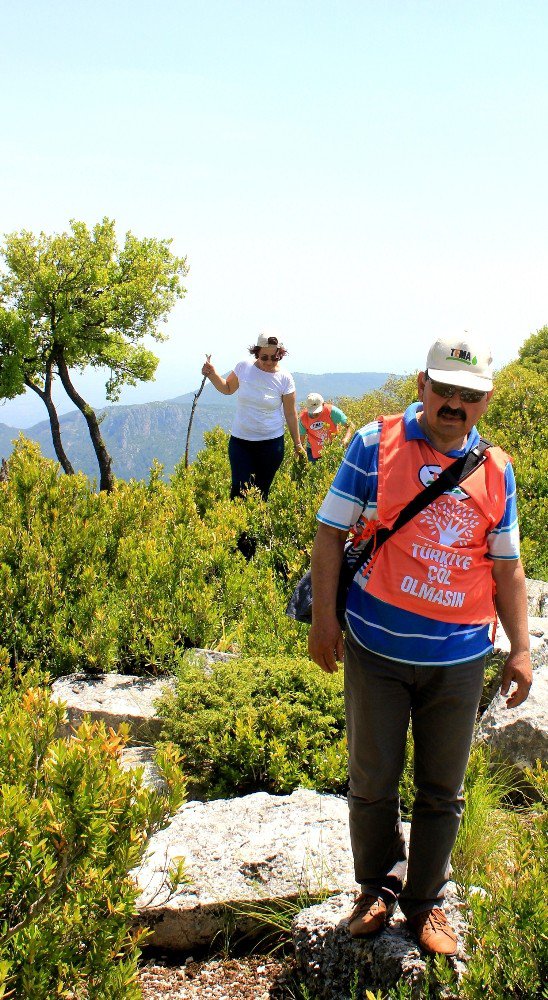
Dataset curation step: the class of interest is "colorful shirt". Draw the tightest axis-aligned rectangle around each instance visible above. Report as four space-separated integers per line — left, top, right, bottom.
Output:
299 404 348 459
317 402 520 666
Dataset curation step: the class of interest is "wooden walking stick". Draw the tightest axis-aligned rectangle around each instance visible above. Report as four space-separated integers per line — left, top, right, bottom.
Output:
184 354 211 469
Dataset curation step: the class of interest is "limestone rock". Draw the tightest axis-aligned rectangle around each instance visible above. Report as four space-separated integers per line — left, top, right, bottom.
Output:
51 650 234 743
135 788 370 950
476 664 548 770
493 616 548 658
525 577 548 617
292 889 468 1000
119 745 168 793
51 672 177 743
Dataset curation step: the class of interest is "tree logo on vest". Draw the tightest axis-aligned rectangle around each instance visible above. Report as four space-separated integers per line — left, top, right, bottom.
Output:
419 498 480 547
418 464 468 499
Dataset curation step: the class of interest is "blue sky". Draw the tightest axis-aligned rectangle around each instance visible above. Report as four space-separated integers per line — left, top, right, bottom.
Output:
1 0 547 426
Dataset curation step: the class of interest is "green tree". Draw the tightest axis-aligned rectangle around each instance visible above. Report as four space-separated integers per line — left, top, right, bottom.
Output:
0 218 188 490
518 324 548 376
479 356 548 578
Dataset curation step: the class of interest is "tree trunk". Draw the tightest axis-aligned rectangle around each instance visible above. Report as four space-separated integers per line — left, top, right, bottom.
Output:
55 349 115 492
25 365 75 476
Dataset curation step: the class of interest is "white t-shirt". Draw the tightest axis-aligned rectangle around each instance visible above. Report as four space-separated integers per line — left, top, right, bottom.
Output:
231 360 296 441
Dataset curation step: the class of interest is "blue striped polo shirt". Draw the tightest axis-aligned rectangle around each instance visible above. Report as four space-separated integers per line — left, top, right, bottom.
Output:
317 403 520 666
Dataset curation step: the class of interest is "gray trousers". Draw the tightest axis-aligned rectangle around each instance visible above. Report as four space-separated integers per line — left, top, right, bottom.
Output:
344 632 485 918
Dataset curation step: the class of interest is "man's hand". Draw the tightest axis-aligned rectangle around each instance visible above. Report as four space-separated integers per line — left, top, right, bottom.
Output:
500 649 533 708
492 559 532 709
309 616 344 673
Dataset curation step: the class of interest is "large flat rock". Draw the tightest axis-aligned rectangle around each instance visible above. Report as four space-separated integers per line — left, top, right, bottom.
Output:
51 672 177 743
476 664 548 770
493 616 548 658
525 578 548 617
134 788 381 950
51 651 234 744
119 745 169 792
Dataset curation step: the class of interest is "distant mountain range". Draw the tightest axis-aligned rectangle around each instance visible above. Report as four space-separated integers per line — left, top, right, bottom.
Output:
0 371 390 482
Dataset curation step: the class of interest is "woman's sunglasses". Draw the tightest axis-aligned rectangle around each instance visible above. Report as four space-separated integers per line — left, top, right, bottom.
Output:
428 377 487 404
259 353 278 362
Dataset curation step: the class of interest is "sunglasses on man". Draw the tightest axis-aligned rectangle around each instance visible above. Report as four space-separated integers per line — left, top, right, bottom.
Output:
259 353 278 362
427 376 487 404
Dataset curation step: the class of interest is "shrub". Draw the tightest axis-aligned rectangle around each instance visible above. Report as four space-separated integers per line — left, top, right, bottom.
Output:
157 652 347 797
0 438 311 677
0 663 186 1000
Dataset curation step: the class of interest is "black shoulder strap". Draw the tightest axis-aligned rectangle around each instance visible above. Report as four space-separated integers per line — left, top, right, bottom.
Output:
390 436 491 533
350 437 492 578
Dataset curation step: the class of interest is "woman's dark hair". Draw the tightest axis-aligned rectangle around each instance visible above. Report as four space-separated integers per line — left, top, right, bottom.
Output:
248 336 288 360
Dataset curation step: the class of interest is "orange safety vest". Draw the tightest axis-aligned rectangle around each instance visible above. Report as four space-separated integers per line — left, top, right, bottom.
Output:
300 404 339 459
360 413 511 624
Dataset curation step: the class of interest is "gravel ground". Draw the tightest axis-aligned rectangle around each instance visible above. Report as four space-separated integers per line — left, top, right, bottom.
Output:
139 953 301 999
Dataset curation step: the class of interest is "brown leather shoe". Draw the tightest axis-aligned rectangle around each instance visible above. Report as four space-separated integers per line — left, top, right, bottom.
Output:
348 893 392 937
407 907 458 956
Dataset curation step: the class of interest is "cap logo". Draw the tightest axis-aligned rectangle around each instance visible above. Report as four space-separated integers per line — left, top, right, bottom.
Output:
446 349 478 366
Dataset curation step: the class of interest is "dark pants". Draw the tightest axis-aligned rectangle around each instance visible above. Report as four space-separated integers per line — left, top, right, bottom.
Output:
344 632 485 917
228 434 285 501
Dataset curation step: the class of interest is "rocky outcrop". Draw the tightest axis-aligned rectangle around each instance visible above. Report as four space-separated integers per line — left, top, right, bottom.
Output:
525 578 548 617
118 745 170 793
51 650 234 744
493 615 548 658
292 889 468 1000
133 788 468 996
474 575 547 773
476 664 548 770
477 585 548 771
134 788 359 950
51 672 177 743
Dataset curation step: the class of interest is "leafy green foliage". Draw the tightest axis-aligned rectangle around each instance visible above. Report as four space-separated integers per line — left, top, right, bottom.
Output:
0 218 187 400
0 438 310 674
518 324 548 376
0 336 545 685
0 663 186 999
337 372 419 432
480 356 548 580
158 653 347 797
0 335 545 997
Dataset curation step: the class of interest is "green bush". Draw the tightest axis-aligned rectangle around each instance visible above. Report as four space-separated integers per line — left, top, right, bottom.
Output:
0 352 545 681
157 652 347 797
0 663 186 1000
0 438 310 676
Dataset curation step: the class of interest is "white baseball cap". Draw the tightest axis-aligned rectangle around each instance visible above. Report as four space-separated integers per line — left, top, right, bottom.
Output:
256 330 282 349
306 392 324 415
426 336 494 391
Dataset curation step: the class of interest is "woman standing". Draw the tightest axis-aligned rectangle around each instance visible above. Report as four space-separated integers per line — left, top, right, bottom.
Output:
201 332 305 500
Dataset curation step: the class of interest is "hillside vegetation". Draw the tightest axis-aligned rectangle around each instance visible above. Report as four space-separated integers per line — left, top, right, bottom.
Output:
0 336 546 680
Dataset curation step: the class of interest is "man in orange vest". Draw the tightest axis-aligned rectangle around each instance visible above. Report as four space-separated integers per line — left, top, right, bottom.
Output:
299 393 354 462
308 336 532 956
